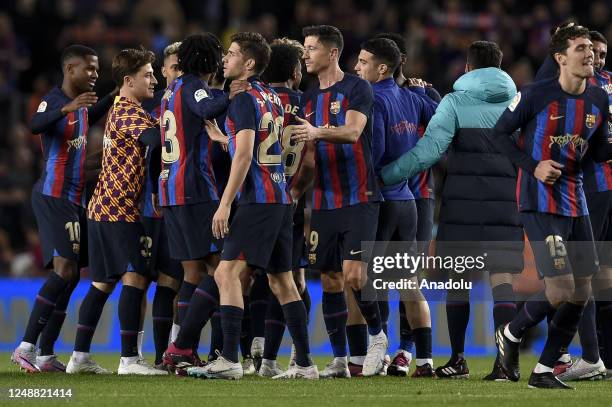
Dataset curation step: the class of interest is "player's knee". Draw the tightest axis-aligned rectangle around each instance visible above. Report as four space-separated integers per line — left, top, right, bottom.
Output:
345 273 363 291
53 257 78 282
321 272 343 292
92 281 115 294
122 272 148 289
545 283 574 308
157 273 180 291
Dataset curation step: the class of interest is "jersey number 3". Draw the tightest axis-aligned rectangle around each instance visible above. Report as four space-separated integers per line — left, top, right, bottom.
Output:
162 110 180 164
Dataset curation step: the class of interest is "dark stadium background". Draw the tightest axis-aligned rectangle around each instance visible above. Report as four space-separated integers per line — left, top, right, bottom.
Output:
0 0 608 354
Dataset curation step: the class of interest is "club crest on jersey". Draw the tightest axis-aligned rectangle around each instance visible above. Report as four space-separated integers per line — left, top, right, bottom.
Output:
585 113 596 128
194 89 208 103
508 92 521 112
37 101 47 113
330 101 341 115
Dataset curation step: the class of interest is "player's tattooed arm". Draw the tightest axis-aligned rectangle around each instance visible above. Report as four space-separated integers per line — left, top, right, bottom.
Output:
292 110 367 144
212 129 255 239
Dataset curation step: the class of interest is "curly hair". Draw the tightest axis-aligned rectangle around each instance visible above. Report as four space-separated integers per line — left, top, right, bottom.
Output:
178 33 223 76
261 38 303 83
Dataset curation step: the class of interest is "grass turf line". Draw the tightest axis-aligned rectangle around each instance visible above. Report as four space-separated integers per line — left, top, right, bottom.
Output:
0 354 611 407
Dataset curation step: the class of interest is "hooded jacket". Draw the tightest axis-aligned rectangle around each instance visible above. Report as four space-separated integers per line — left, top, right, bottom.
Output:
381 67 524 271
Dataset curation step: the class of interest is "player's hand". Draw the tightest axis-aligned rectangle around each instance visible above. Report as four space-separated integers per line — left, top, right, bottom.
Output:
212 203 231 239
61 92 98 114
229 80 251 100
534 160 564 185
407 78 425 88
205 120 229 152
292 117 320 142
151 193 161 217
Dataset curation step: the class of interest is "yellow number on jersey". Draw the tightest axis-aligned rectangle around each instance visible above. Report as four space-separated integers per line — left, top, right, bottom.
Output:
257 112 283 165
162 110 180 164
281 124 305 177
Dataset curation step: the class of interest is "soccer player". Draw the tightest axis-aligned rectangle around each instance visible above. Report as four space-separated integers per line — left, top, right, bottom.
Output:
65 47 167 375
354 38 438 377
534 27 612 381
160 33 246 371
140 41 184 368
492 25 612 388
373 32 441 376
291 25 387 378
255 37 311 377
382 41 524 380
187 32 317 380
12 45 114 373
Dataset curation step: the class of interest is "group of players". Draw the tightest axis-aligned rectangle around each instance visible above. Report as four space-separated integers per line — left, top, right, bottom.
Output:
9 20 612 389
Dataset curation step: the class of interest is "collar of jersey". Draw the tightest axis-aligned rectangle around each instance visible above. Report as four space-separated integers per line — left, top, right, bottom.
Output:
372 77 396 89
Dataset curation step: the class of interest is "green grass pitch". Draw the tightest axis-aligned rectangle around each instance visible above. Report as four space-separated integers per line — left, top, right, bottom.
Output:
1 354 611 406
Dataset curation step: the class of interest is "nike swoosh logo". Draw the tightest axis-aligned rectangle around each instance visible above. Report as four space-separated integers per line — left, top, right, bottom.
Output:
69 120 79 125
350 250 363 255
549 115 564 120
305 112 315 118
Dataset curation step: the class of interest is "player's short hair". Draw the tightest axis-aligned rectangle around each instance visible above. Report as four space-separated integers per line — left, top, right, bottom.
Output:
302 25 344 55
112 47 156 87
374 33 407 55
163 42 181 59
178 34 223 76
549 23 590 58
467 41 503 69
261 38 304 83
590 30 607 45
61 44 97 66
230 32 271 75
361 38 401 74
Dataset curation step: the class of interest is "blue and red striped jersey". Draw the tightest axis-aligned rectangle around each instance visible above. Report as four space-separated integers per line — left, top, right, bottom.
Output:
141 89 164 218
224 78 291 205
300 74 382 210
272 86 304 185
158 73 229 206
583 71 612 193
32 87 89 207
493 78 611 217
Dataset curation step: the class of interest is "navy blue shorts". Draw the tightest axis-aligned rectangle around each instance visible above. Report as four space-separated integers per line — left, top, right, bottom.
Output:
520 211 599 278
376 200 418 243
162 202 222 261
586 190 612 266
415 198 434 255
221 203 293 274
31 191 87 268
88 220 149 283
308 202 379 272
292 197 307 269
141 216 184 281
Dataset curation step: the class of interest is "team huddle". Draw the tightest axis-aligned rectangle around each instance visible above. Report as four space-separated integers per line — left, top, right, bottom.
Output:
10 21 612 389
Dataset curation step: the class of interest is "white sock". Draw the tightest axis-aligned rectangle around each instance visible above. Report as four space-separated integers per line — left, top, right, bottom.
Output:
416 358 433 367
349 356 365 365
170 323 180 343
72 351 90 362
533 363 553 374
37 354 54 362
137 331 144 358
335 356 348 364
19 341 36 351
121 355 140 365
504 325 521 343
